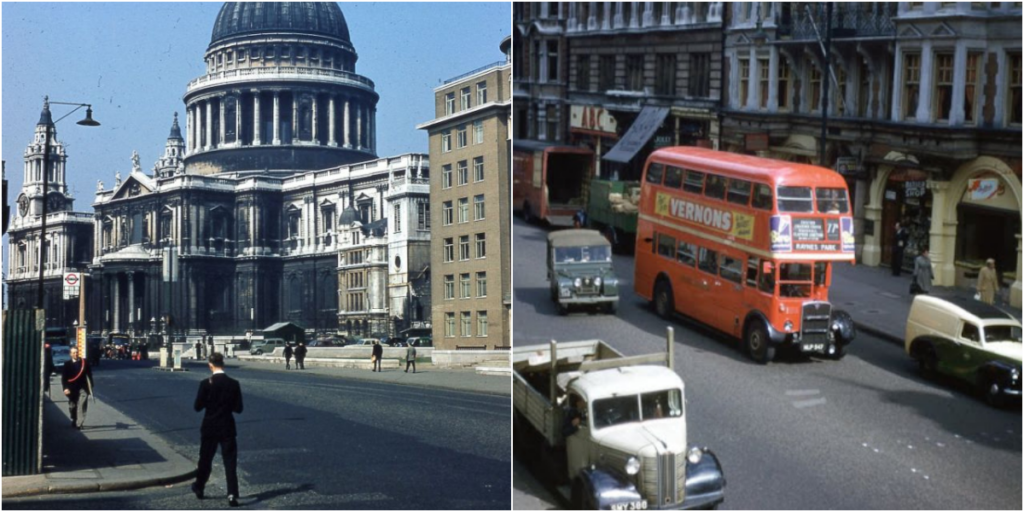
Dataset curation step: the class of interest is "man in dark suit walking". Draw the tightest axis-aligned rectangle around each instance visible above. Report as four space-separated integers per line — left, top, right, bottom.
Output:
372 340 384 372
191 353 244 507
294 342 307 370
61 346 93 429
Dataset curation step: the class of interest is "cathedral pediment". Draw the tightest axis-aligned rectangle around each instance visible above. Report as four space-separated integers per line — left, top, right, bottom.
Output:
111 172 156 200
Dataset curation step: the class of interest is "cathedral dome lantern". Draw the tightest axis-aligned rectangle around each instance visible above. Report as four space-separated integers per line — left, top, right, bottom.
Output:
183 1 379 176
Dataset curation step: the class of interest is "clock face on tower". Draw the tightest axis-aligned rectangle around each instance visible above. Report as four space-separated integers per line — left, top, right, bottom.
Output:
47 194 65 212
17 195 28 217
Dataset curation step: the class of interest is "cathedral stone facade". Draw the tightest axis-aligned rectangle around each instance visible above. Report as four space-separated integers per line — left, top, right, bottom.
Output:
8 2 431 343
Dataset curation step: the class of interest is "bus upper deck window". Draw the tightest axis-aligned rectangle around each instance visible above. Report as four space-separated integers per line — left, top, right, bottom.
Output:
683 169 704 194
752 183 773 210
815 188 849 214
704 174 727 200
777 186 813 213
664 166 684 189
646 163 665 185
727 179 752 205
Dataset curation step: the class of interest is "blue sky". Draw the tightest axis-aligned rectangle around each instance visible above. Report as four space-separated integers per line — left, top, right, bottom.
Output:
1 1 509 284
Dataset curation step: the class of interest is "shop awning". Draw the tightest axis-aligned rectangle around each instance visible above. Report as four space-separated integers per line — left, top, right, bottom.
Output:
602 106 670 164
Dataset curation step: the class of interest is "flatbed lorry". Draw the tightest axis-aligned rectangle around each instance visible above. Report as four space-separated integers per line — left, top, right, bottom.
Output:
513 330 726 510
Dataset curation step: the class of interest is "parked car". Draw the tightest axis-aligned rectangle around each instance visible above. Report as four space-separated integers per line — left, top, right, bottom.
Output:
355 338 380 346
547 229 619 315
407 337 433 348
51 345 72 368
250 339 288 356
385 337 407 347
308 339 336 347
905 295 1022 406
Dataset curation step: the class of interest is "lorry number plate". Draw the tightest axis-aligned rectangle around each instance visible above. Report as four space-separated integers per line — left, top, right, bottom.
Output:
611 500 648 510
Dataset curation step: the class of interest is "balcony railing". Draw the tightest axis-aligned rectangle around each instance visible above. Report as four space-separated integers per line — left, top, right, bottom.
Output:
778 3 896 40
443 61 506 85
187 66 376 93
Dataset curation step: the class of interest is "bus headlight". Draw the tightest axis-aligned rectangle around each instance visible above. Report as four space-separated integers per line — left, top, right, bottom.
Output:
686 447 703 465
784 321 794 332
594 277 602 288
779 303 787 313
574 278 582 288
625 457 641 476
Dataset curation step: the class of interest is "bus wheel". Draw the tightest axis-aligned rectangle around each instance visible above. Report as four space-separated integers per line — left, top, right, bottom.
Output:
653 279 674 320
746 322 774 364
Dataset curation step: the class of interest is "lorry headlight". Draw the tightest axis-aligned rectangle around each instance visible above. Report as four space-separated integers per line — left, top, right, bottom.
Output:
594 277 602 287
686 447 703 465
784 321 793 332
625 457 641 476
574 278 582 288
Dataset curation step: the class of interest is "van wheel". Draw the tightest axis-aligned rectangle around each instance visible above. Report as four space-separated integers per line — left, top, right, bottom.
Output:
605 302 617 315
980 378 1005 408
255 349 263 356
557 303 569 316
746 321 775 364
653 279 674 320
916 344 938 376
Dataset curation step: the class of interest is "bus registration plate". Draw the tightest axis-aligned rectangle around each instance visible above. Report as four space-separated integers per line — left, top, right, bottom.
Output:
801 343 826 353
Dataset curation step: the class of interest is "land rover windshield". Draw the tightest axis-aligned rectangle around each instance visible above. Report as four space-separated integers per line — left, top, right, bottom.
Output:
592 389 683 429
554 245 611 263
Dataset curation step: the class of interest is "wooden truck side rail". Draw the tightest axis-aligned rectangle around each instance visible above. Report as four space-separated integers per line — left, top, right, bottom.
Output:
513 370 561 446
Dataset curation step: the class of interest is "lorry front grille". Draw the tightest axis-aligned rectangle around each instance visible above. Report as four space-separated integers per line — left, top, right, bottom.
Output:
642 453 681 507
801 302 832 344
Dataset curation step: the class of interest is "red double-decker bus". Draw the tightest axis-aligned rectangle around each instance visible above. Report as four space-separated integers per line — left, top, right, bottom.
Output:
634 147 857 363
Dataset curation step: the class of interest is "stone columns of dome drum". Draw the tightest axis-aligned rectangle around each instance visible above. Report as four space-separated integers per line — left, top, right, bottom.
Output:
186 108 194 153
356 103 363 150
328 95 337 147
235 93 242 146
312 94 319 143
291 93 299 144
343 97 351 149
273 91 281 145
219 95 226 148
205 101 213 151
253 92 262 146
196 103 203 152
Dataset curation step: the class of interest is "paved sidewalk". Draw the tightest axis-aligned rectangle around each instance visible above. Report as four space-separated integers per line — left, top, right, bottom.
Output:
228 357 512 396
1 380 196 499
831 262 1021 345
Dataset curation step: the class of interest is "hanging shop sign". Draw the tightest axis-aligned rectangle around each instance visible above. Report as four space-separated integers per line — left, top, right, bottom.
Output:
967 178 1000 201
570 105 618 136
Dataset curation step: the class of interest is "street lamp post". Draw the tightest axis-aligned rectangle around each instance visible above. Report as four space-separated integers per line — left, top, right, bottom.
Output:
35 97 100 311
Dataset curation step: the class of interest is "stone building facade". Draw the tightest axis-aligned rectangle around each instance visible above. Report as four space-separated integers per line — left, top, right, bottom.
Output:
4 2 433 341
721 2 1022 306
6 100 94 328
419 37 512 350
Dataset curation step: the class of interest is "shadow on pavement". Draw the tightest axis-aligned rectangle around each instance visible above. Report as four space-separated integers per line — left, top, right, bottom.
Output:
248 483 315 504
43 397 169 471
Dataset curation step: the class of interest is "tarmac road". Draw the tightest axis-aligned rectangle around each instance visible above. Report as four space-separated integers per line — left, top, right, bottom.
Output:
512 217 1021 510
6 360 511 510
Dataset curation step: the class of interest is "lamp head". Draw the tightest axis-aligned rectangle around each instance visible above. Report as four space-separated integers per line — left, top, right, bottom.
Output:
77 106 100 127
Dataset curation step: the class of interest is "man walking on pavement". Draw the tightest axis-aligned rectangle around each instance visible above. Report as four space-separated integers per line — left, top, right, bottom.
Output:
294 342 307 370
283 342 293 370
892 222 908 276
405 342 417 373
912 248 934 295
61 346 93 429
192 352 243 508
372 340 383 372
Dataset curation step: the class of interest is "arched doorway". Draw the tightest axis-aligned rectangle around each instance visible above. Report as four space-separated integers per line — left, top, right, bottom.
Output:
880 168 932 270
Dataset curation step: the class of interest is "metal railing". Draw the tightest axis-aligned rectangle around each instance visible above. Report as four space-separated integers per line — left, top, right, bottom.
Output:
187 66 376 92
443 61 506 85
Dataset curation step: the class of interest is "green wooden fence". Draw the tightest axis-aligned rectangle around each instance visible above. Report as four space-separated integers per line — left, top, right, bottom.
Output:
2 309 44 476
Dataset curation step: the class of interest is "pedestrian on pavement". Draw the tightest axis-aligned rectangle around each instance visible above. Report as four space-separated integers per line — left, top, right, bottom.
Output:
191 352 243 508
911 248 933 295
977 258 999 305
61 346 93 429
892 222 909 276
44 344 55 397
283 343 293 370
195 341 203 360
294 342 307 370
372 341 383 372
405 343 417 373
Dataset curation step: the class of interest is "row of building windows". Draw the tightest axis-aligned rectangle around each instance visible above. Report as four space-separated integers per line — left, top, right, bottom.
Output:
444 82 489 115
573 52 712 97
442 271 488 300
441 157 487 188
443 310 489 338
734 50 1021 125
441 195 486 225
441 233 487 262
440 121 487 152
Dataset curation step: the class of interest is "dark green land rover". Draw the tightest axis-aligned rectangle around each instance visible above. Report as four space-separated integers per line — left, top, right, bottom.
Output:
547 229 619 315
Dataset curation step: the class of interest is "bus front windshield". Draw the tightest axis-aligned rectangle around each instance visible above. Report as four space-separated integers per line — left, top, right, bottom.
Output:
554 245 611 263
775 262 830 297
592 389 683 429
